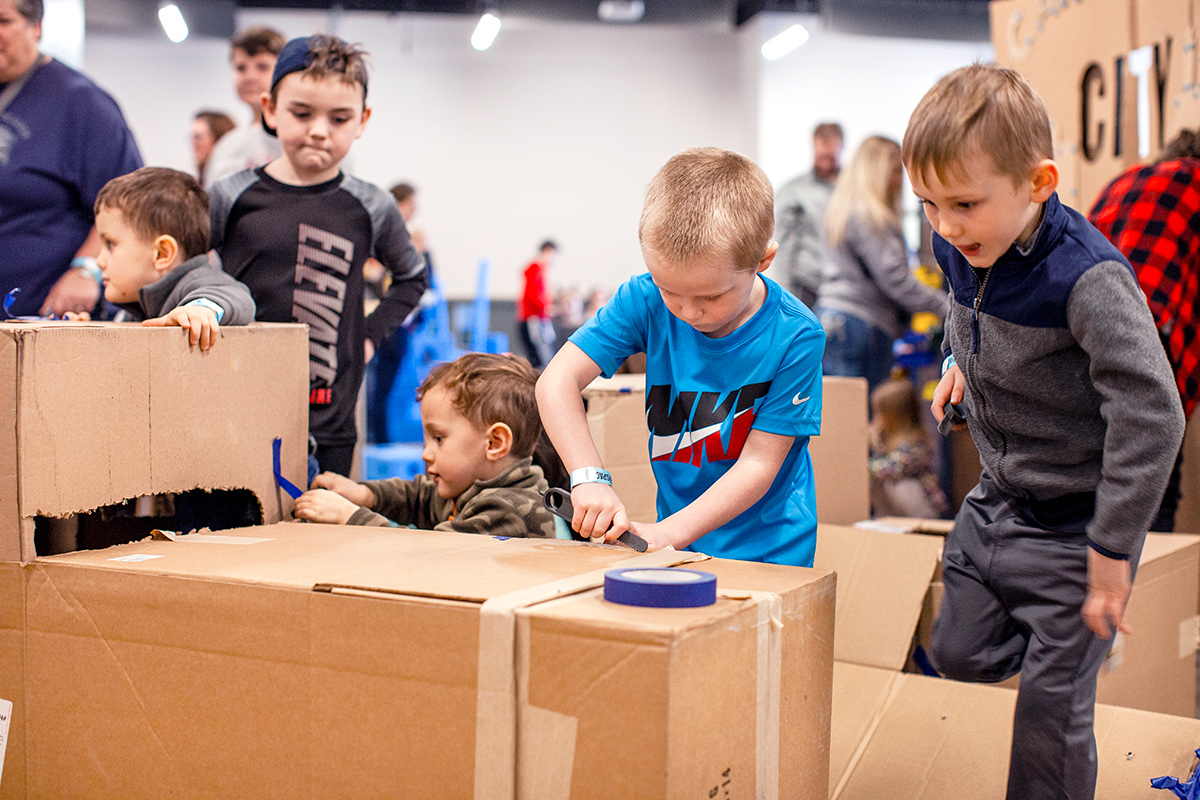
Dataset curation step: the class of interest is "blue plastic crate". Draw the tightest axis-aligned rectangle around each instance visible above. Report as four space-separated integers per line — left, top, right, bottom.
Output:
361 442 426 482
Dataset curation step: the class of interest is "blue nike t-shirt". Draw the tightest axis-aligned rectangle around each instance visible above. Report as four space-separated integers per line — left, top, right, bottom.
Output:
570 272 825 566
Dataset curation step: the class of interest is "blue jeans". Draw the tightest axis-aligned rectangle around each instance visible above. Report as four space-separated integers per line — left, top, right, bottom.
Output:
816 307 894 392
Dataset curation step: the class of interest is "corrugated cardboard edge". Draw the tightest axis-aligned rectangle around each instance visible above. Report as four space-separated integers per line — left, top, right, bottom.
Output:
473 548 708 800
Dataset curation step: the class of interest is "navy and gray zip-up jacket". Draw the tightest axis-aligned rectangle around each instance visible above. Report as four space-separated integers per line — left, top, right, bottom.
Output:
935 192 1184 558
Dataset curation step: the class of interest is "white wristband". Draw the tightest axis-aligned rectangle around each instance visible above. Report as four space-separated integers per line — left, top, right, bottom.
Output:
941 354 957 375
70 256 102 286
183 297 225 323
570 467 613 489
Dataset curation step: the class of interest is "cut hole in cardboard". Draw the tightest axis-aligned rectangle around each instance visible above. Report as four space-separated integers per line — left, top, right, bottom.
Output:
34 488 263 556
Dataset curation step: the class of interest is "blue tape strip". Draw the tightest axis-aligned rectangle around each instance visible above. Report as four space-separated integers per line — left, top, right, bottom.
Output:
3 288 18 319
1151 748 1200 798
273 437 303 499
603 568 717 608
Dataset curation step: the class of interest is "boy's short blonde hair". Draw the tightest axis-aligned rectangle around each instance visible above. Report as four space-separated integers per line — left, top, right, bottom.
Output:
418 353 542 459
94 167 210 261
902 64 1052 186
639 147 774 272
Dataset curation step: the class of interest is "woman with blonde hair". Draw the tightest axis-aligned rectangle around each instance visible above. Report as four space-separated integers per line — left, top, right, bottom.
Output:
814 135 946 391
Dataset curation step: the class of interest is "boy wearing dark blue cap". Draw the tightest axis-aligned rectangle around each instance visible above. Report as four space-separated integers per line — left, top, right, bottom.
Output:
209 34 427 476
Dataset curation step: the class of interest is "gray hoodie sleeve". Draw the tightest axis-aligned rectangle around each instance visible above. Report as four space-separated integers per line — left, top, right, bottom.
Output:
1069 261 1185 556
846 220 947 316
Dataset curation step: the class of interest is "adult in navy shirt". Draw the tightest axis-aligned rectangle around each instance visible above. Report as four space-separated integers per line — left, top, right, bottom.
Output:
0 0 142 317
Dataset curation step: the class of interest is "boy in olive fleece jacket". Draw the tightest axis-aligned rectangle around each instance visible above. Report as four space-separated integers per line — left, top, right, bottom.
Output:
295 353 556 538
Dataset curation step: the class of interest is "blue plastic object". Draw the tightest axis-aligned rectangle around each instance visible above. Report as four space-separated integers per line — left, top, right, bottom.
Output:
361 441 427 482
1151 749 1200 798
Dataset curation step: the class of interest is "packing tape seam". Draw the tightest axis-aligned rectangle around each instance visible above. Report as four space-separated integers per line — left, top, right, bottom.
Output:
721 589 782 800
473 548 709 800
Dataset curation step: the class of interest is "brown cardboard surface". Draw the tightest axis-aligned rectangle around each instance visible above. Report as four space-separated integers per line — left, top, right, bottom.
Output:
831 668 1200 799
808 377 869 524
700 557 838 798
990 0 1192 207
829 663 898 796
584 375 870 526
0 562 25 799
1096 533 1200 716
0 335 16 564
1176 416 1200 536
0 322 309 562
5 525 835 799
813 524 943 670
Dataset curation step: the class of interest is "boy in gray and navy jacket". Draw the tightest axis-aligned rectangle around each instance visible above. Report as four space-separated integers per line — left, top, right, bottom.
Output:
903 65 1184 799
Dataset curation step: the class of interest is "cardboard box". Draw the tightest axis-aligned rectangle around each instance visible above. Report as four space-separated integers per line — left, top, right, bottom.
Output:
989 0 1192 208
0 322 309 563
813 524 944 671
584 375 869 525
0 523 835 799
836 521 1200 717
831 663 1200 799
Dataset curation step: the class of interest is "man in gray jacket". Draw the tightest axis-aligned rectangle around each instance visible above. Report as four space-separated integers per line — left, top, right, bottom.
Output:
773 122 843 307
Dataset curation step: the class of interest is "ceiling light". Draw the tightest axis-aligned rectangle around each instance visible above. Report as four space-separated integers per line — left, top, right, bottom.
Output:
761 24 809 61
598 1 645 23
157 2 188 43
471 11 501 51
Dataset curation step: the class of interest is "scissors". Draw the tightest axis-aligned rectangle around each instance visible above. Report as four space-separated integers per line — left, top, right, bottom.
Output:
542 487 648 552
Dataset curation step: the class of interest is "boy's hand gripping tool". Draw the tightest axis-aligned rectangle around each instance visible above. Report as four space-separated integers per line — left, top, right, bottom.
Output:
542 487 649 552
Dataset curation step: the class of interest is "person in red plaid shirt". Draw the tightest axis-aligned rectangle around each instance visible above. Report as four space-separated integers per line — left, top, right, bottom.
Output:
1089 130 1200 531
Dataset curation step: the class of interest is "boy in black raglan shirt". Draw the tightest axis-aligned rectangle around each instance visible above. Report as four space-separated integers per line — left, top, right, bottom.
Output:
209 34 426 475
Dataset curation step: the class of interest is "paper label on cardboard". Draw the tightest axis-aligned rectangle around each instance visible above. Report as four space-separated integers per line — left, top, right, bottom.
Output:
109 554 165 562
0 698 11 789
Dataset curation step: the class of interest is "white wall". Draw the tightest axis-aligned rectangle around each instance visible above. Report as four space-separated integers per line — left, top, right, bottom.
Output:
755 16 993 195
78 9 992 300
84 11 754 300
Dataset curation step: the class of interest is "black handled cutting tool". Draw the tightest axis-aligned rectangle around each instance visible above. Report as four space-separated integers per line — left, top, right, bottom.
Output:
542 487 649 552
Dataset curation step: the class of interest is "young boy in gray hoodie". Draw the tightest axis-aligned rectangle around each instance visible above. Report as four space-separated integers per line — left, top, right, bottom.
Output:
904 64 1184 799
93 167 255 349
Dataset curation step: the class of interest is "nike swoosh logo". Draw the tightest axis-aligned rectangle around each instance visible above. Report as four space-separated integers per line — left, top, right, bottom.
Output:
792 394 810 405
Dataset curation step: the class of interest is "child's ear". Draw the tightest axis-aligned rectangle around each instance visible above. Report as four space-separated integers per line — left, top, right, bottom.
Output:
152 235 180 273
261 92 276 128
757 240 779 274
355 105 372 140
484 422 514 461
1029 159 1059 202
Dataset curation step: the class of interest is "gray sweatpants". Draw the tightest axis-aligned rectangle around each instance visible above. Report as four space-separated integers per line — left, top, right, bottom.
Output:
930 473 1141 800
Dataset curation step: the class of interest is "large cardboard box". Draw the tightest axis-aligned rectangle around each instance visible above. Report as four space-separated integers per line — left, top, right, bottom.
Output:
831 663 1200 799
584 375 869 525
0 322 309 563
0 523 836 799
844 521 1200 717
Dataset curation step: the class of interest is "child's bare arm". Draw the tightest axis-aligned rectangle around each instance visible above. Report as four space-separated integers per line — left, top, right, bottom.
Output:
295 488 361 524
142 305 220 350
310 471 376 508
535 342 629 540
628 428 794 551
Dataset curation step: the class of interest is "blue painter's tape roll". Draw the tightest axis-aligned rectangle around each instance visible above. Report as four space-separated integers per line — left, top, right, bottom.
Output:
603 568 717 608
